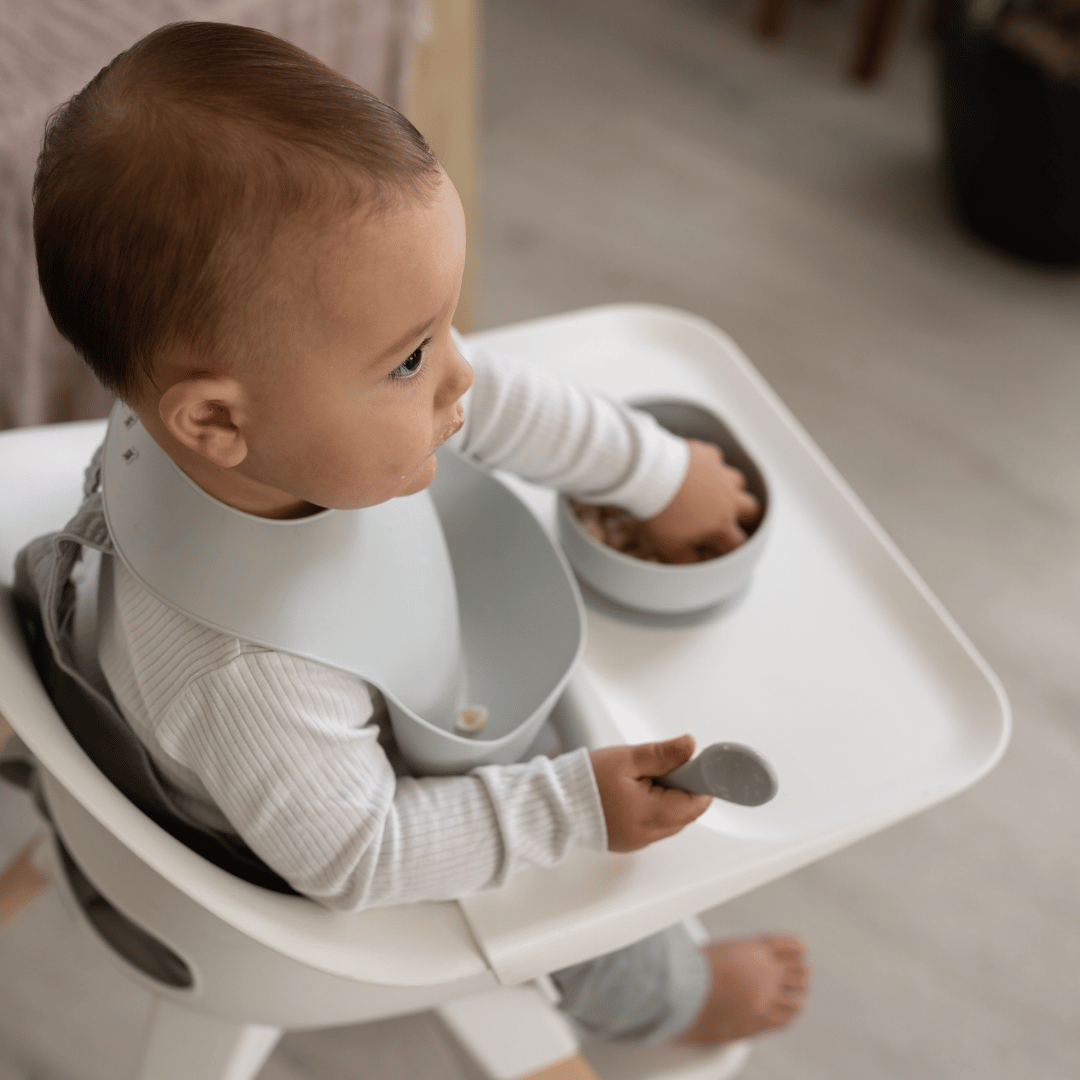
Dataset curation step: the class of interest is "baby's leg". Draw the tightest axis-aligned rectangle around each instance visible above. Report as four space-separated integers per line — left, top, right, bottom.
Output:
551 925 712 1045
551 925 808 1046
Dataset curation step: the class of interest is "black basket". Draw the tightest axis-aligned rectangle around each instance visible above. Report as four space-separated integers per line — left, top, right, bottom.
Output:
942 2 1080 263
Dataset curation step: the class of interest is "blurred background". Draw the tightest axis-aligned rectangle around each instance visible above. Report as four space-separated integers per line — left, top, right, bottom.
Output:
2 1 1079 1078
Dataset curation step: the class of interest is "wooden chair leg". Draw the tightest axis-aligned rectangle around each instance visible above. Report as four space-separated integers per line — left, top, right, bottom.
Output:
850 0 909 81
408 0 480 332
758 0 790 38
0 838 51 933
522 1055 599 1080
924 0 954 38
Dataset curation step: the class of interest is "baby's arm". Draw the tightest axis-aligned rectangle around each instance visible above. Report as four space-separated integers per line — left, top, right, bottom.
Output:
157 649 608 910
156 648 707 909
448 337 688 518
447 338 759 558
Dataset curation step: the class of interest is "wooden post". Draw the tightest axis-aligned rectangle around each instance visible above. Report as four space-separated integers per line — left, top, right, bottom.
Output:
521 1057 601 1080
407 0 481 332
0 711 52 931
758 0 790 39
0 840 50 933
850 0 909 82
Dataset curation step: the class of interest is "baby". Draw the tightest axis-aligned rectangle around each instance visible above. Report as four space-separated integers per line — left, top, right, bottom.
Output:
30 22 808 1052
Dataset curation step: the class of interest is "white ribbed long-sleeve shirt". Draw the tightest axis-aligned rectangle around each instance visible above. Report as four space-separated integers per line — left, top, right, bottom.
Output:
96 341 690 911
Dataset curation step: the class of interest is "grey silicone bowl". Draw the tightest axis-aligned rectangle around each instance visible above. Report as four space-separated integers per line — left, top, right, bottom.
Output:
557 399 771 616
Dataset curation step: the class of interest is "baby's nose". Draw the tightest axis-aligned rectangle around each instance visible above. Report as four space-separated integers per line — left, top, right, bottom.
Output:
446 346 474 400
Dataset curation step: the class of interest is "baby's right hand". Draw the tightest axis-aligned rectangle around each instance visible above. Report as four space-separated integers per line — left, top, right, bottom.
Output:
590 735 712 852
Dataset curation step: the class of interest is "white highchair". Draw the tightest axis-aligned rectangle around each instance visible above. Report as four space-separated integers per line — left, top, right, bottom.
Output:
0 305 1010 1080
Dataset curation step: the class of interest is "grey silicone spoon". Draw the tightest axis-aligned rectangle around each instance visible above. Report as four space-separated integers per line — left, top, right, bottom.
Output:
657 742 778 806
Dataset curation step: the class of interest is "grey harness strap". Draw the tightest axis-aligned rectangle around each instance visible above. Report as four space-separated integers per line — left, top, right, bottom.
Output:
3 444 297 893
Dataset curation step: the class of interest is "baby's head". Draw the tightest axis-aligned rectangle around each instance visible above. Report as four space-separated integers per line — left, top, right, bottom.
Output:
34 22 473 517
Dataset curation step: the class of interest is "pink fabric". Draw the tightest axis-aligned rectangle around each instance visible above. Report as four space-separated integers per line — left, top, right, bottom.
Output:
0 0 428 428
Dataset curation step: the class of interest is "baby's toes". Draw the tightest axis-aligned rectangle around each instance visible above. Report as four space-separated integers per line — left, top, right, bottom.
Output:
765 997 803 1028
767 936 810 983
763 933 806 958
781 957 810 990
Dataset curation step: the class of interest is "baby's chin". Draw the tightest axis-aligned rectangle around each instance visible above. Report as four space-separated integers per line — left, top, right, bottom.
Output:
324 455 439 508
398 453 438 497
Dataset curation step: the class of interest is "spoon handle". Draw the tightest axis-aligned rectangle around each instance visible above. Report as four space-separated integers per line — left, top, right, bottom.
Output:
658 742 778 806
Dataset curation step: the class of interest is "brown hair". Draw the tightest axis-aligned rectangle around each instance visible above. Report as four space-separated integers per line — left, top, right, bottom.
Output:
33 22 441 400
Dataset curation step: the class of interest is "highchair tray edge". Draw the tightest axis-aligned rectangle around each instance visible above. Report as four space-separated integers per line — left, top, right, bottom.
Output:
0 305 1009 992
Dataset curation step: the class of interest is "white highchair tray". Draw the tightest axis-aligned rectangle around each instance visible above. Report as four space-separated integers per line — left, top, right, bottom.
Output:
453 305 1010 984
0 305 1008 994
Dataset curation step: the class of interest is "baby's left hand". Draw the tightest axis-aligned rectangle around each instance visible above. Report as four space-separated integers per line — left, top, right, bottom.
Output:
641 439 761 563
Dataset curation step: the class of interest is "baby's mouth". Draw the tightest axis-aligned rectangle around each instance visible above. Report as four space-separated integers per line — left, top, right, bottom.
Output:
434 406 465 451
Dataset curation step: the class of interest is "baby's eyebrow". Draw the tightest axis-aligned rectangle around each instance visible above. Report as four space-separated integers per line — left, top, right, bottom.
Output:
374 315 438 364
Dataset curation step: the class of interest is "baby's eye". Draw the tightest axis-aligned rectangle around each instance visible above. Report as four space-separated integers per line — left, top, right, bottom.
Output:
390 345 425 380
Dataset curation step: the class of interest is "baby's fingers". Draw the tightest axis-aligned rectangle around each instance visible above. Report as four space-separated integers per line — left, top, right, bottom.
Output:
645 785 712 832
710 522 748 556
630 735 696 778
735 488 761 523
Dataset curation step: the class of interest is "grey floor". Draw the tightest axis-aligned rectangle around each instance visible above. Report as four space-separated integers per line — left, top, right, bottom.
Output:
2 0 1079 1077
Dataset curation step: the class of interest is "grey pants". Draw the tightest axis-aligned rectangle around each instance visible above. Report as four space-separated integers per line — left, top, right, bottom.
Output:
552 924 711 1045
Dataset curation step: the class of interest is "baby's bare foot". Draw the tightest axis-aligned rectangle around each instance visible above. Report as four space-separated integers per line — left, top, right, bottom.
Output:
679 935 809 1045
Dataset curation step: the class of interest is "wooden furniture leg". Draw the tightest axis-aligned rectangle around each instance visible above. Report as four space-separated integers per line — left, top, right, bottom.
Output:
757 0 790 38
408 0 481 332
0 838 50 933
523 1056 599 1080
0 709 51 932
850 0 909 81
925 0 955 38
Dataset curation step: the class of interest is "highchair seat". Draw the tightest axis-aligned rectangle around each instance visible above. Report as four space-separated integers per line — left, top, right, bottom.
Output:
0 304 1010 1080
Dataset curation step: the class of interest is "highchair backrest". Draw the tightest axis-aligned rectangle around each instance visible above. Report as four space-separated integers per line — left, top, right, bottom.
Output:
9 503 300 895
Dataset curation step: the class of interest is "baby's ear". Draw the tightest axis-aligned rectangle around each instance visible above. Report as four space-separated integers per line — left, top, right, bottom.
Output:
159 376 249 468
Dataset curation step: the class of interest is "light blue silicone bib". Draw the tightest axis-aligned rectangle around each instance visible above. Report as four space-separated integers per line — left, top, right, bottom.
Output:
101 405 584 774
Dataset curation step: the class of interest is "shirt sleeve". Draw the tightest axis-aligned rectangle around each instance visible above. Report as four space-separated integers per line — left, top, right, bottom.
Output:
154 649 607 911
446 333 690 519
